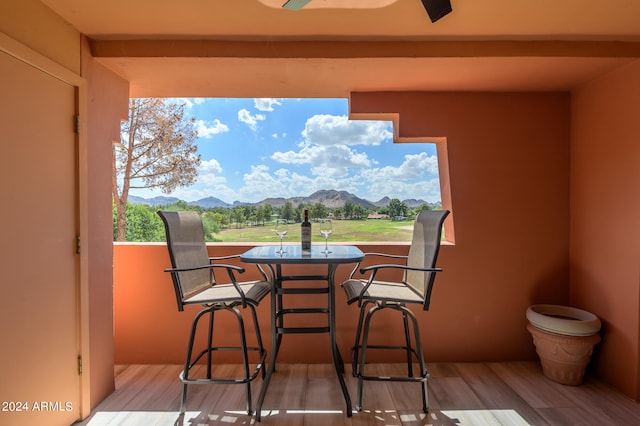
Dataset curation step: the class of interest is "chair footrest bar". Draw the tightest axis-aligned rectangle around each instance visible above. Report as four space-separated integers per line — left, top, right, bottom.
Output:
278 307 329 315
277 287 329 295
355 374 429 383
184 347 266 383
280 275 328 281
353 344 416 351
277 326 330 334
180 358 266 385
180 376 260 385
188 346 264 365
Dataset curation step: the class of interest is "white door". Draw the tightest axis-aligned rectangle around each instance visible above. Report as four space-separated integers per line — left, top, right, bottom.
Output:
0 50 80 425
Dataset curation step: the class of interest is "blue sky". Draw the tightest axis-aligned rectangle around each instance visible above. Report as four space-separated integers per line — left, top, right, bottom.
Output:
130 98 441 205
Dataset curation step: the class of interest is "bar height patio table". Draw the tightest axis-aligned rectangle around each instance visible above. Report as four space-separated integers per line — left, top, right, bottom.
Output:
240 244 365 421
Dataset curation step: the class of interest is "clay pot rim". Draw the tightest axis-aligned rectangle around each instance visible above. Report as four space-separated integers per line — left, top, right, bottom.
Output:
526 304 601 336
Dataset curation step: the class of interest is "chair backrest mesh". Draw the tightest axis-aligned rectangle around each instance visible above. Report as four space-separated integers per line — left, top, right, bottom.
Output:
405 209 450 310
158 211 212 303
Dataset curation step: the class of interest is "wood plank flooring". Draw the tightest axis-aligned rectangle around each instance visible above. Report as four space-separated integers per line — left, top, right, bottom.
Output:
75 362 640 425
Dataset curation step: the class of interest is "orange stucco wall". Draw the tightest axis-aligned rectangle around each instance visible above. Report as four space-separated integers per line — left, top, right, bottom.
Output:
81 37 130 408
0 0 80 73
570 59 640 399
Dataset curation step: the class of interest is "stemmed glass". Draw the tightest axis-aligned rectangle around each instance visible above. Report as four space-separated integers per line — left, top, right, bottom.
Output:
320 219 333 254
275 219 288 254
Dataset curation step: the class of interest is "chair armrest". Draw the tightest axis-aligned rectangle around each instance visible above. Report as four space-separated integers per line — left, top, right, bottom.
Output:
210 254 269 282
360 264 442 275
164 263 245 274
362 252 409 260
209 254 241 261
348 252 409 279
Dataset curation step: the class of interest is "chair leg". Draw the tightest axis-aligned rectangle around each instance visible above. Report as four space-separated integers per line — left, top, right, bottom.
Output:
249 304 266 379
207 309 215 379
181 306 213 414
403 305 429 413
351 300 373 378
402 311 414 377
229 306 253 415
356 302 379 412
179 383 188 415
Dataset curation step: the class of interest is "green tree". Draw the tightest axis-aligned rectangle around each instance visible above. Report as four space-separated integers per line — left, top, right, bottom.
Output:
415 203 433 213
388 198 408 220
232 206 245 228
261 203 273 224
244 205 257 225
280 202 294 222
201 212 221 241
343 200 354 219
123 203 165 241
352 204 366 219
310 202 327 220
113 98 200 241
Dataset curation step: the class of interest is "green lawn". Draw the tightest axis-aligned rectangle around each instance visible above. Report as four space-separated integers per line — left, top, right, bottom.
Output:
215 219 414 243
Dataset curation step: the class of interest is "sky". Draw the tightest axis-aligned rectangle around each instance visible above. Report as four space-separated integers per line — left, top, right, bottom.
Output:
129 98 441 205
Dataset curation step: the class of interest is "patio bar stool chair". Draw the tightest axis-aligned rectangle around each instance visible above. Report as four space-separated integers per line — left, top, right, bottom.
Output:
341 209 450 413
158 210 270 415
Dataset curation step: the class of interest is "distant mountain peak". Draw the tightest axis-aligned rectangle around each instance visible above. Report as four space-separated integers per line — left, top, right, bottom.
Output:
188 196 230 208
128 191 436 210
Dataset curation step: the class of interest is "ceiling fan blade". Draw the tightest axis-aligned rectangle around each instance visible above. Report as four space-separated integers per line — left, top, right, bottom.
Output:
282 0 313 10
421 0 452 23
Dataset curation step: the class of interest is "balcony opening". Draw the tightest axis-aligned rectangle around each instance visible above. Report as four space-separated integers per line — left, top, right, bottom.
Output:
116 97 451 243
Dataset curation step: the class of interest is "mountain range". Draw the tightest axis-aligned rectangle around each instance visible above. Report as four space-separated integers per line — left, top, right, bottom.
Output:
128 189 438 210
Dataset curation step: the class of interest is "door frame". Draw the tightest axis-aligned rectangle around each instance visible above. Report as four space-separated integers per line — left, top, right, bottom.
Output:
0 32 90 419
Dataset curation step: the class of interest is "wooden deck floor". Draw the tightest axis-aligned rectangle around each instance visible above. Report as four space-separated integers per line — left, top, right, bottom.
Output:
75 362 640 425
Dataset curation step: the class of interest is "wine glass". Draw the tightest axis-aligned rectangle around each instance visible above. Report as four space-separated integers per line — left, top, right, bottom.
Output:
275 219 288 254
320 219 333 254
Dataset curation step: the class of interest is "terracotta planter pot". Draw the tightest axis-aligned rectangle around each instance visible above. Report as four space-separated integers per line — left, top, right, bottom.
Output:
526 304 601 336
526 304 602 386
526 323 601 385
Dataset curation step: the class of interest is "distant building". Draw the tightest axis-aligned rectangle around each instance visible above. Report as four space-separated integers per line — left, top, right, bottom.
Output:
367 212 389 220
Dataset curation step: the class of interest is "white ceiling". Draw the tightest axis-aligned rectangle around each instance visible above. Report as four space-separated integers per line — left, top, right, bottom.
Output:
41 0 640 97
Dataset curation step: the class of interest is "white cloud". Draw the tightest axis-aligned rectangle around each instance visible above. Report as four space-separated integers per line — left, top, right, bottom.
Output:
197 159 227 186
238 109 266 131
302 115 392 147
254 98 282 111
364 152 439 180
196 119 229 138
272 141 374 178
238 165 293 200
358 152 441 202
199 159 223 174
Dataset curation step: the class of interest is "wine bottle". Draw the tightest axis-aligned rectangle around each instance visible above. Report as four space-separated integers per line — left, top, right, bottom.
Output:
301 209 311 250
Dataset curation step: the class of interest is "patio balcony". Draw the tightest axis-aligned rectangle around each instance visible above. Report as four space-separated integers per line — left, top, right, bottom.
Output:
92 242 640 425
